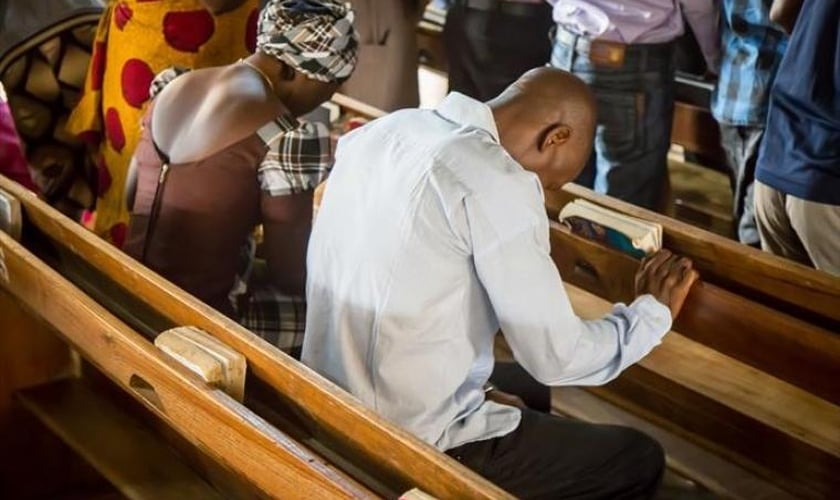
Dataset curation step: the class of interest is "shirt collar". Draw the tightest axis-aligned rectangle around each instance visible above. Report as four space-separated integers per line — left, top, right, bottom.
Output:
435 92 501 143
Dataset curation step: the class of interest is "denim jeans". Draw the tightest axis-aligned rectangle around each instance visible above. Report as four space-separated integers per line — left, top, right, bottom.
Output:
719 124 763 246
551 30 676 210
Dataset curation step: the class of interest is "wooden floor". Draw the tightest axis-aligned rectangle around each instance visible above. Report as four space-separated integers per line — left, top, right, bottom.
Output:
666 149 734 239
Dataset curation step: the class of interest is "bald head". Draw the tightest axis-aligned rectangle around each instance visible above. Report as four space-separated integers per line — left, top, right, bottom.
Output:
500 67 596 128
489 67 597 191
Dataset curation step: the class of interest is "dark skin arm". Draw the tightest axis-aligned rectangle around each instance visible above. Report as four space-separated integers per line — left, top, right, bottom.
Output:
261 191 314 295
770 0 805 34
635 250 700 320
199 0 248 15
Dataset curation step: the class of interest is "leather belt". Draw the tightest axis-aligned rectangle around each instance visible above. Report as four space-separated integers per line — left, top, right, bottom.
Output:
553 25 674 68
452 0 548 17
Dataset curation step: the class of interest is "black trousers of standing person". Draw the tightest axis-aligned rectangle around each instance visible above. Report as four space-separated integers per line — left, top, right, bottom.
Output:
443 0 554 101
446 409 665 499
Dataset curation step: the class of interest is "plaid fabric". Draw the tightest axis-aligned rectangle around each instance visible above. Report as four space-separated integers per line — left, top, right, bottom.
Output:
710 0 788 126
258 0 358 82
257 118 332 196
239 281 307 355
149 66 190 99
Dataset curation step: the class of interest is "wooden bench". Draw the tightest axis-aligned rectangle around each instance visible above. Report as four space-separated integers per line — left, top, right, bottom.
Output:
546 183 840 330
559 284 840 500
0 174 508 498
0 227 376 499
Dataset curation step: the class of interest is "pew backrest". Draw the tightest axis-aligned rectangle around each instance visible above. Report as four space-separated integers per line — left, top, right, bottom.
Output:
0 228 376 498
0 174 508 498
546 183 840 329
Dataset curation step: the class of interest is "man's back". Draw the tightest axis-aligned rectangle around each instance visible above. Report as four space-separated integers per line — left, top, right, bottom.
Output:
303 94 545 450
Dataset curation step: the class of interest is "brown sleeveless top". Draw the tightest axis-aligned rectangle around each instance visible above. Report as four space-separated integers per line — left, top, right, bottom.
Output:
124 102 268 317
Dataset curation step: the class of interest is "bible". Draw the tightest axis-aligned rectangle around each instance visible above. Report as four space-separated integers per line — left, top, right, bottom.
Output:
558 199 662 258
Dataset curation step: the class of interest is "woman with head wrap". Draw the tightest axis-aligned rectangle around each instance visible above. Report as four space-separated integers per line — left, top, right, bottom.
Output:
123 0 358 356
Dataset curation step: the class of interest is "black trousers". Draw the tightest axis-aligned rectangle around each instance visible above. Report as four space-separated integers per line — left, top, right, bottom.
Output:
446 409 665 499
443 0 554 101
490 361 551 413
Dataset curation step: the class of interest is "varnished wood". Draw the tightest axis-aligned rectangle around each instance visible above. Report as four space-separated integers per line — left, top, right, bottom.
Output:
546 183 840 328
0 175 508 498
331 93 387 120
564 284 840 499
549 222 840 405
17 378 224 500
670 101 727 169
550 387 796 500
0 229 375 499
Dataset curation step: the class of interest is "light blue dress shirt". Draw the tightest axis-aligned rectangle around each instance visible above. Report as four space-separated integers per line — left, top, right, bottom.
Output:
302 92 672 451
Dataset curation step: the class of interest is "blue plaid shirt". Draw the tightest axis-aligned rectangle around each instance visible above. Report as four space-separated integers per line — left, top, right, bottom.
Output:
711 0 788 126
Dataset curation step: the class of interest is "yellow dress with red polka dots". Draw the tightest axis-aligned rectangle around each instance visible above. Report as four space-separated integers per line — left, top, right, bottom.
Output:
67 0 258 246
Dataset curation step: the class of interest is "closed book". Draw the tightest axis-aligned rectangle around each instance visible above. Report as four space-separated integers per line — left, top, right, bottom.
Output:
559 199 662 258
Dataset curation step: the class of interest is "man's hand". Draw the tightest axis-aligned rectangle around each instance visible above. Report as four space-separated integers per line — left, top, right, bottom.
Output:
634 250 700 320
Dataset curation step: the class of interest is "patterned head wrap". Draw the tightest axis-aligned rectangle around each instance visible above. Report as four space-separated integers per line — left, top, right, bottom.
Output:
257 0 358 83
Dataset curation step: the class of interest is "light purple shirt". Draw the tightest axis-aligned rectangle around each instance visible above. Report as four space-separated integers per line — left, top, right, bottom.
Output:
549 0 721 71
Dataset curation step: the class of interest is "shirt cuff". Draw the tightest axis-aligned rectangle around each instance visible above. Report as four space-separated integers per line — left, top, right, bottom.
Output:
628 294 673 340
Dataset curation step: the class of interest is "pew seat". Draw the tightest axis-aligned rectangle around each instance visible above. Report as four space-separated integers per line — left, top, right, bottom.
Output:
16 378 223 500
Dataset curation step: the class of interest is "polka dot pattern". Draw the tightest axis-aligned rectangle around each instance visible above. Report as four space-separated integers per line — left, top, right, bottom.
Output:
90 41 107 91
109 222 127 248
114 2 133 30
97 158 112 196
104 107 125 152
121 58 155 108
162 10 215 53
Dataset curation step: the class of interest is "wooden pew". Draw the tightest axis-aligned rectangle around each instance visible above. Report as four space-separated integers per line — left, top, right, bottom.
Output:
0 228 376 498
546 183 840 330
0 174 508 498
558 285 840 500
549 223 840 406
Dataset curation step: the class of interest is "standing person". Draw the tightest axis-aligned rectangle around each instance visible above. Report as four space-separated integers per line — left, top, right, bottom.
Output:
340 0 425 111
711 0 788 247
123 0 358 354
754 0 840 275
549 0 720 210
67 0 259 247
303 68 699 497
443 0 554 101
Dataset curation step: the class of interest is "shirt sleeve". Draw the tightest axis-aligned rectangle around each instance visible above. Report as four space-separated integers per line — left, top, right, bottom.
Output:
464 192 672 386
680 0 722 73
258 121 332 197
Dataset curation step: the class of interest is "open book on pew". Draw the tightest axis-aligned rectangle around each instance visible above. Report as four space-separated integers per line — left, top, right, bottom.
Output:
155 326 247 402
559 199 662 258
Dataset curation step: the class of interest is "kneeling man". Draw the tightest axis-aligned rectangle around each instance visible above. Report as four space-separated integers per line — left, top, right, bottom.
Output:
303 68 698 498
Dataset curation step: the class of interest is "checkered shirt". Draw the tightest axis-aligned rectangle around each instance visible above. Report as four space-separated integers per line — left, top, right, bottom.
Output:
710 0 788 126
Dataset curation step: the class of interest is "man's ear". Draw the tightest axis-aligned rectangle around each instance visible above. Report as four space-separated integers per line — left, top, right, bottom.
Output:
541 123 572 151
